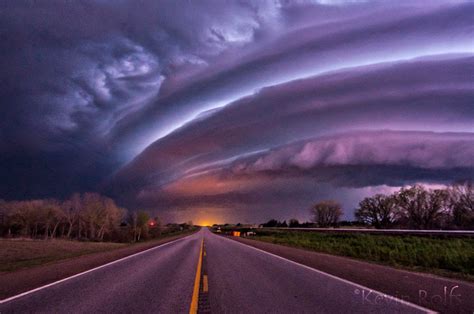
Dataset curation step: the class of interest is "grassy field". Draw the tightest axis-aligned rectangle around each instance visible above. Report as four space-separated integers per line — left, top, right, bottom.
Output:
0 239 126 272
251 230 474 278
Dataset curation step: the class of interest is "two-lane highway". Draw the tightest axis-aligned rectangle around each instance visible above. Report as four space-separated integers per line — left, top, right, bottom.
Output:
0 228 432 313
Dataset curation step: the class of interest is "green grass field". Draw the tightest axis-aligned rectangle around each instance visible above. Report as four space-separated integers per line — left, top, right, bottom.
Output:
252 230 474 278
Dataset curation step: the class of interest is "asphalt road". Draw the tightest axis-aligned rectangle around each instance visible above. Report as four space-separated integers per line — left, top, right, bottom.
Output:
0 234 200 313
0 228 432 313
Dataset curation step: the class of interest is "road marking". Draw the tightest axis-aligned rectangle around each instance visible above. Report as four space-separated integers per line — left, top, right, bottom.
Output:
189 238 204 314
202 275 209 293
218 235 436 314
0 233 196 305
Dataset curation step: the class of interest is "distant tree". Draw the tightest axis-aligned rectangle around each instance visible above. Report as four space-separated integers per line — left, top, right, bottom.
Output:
280 220 288 227
262 219 279 227
311 200 343 227
299 221 315 228
339 220 365 227
289 219 300 228
41 199 64 239
0 199 11 236
449 181 474 229
77 193 123 241
179 222 191 230
63 193 82 239
395 185 449 229
80 193 101 240
128 210 150 242
100 197 124 241
355 194 397 229
9 200 35 237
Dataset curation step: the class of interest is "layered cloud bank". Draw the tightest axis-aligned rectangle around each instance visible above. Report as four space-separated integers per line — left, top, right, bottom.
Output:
107 55 474 222
0 1 473 223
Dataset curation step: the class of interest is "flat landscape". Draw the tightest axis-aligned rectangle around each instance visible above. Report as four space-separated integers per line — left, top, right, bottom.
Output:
2 228 474 313
1 1 473 313
0 228 447 314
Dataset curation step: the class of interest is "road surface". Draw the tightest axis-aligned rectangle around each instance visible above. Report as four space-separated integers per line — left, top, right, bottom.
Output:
0 228 432 313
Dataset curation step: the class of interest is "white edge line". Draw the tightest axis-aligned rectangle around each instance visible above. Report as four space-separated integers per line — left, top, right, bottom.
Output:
219 235 437 314
0 233 196 305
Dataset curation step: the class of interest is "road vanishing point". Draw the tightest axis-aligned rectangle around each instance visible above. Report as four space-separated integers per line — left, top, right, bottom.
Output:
0 228 434 313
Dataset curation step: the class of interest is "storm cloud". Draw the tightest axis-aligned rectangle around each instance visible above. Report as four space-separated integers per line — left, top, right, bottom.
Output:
0 1 473 223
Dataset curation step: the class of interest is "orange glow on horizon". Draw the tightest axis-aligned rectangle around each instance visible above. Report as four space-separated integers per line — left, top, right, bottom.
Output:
196 220 214 227
168 206 230 227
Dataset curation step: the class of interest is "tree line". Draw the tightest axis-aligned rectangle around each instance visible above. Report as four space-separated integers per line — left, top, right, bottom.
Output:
355 181 473 229
260 181 473 230
0 192 194 242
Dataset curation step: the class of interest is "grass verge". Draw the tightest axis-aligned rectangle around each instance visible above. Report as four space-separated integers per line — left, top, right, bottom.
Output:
250 230 474 279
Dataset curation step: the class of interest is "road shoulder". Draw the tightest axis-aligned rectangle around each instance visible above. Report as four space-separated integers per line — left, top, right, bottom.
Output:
228 236 474 313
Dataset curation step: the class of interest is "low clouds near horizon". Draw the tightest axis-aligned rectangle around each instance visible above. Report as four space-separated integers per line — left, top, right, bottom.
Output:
0 1 473 223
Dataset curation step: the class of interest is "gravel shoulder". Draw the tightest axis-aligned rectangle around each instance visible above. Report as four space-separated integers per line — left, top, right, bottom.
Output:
230 236 474 313
0 231 197 300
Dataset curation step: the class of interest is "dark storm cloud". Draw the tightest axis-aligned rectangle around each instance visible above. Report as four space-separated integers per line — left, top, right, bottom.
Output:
130 129 474 221
105 54 474 220
109 1 474 155
0 1 473 222
0 0 278 197
107 55 474 191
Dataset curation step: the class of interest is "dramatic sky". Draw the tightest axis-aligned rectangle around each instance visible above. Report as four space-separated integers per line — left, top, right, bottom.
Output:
1 1 473 224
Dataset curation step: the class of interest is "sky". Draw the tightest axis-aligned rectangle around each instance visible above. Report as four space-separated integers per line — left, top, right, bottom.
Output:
0 0 473 224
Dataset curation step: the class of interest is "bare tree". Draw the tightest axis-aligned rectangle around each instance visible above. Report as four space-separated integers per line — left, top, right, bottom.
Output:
97 197 123 241
76 193 124 241
136 211 150 241
355 194 397 229
0 199 10 236
311 200 343 227
41 199 64 239
9 201 36 237
128 210 150 242
289 218 300 228
62 193 82 239
395 185 449 229
449 181 474 229
0 194 130 241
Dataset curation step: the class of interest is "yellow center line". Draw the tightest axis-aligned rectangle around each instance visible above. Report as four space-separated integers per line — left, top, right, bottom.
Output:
189 238 204 314
202 275 209 293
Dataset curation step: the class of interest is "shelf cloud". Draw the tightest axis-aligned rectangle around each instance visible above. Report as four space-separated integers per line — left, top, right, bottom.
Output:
1 0 473 222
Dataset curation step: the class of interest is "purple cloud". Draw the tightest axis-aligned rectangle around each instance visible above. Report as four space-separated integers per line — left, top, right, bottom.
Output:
0 1 473 223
